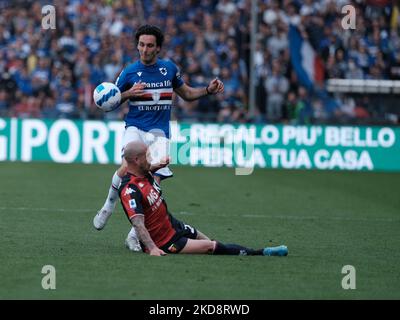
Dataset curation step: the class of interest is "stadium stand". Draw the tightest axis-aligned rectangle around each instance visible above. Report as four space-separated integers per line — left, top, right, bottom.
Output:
0 0 399 125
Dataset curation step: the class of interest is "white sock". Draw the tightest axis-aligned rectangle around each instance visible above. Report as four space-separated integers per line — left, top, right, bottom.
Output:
128 227 138 239
102 171 121 212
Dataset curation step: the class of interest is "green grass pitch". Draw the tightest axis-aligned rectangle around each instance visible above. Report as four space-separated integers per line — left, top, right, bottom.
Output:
0 162 399 299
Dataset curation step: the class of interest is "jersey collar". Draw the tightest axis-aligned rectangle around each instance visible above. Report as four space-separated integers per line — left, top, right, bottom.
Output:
138 58 159 68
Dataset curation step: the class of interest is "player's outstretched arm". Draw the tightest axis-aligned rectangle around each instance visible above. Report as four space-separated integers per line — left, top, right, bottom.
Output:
174 78 224 101
131 215 166 256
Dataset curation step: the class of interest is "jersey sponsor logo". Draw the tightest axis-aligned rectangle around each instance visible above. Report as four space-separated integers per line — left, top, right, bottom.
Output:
124 187 135 195
137 105 171 111
137 72 142 77
159 67 167 76
153 182 161 193
129 199 137 209
138 182 144 188
133 80 171 88
147 189 159 205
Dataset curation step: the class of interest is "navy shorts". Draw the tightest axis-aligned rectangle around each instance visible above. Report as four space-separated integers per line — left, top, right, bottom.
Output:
160 217 198 253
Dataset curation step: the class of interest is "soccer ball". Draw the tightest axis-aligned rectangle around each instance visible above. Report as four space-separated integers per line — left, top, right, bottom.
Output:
93 82 121 112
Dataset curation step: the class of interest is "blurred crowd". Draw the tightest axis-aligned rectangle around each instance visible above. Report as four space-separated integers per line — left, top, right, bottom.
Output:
0 0 399 125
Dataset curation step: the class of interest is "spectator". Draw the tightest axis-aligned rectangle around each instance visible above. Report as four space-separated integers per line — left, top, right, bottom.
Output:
31 57 51 94
55 90 77 119
264 60 289 122
1 0 399 125
267 22 288 59
311 98 329 123
346 58 365 79
296 86 313 124
0 89 9 116
41 96 59 119
10 94 41 119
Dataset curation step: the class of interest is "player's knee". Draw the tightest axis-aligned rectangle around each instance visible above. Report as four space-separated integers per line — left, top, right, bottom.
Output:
208 240 217 254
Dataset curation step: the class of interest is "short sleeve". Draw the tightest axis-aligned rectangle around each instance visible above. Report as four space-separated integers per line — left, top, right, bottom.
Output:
115 67 129 93
171 63 184 89
120 184 144 220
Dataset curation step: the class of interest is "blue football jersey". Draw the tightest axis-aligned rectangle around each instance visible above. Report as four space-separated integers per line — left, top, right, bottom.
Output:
115 59 184 138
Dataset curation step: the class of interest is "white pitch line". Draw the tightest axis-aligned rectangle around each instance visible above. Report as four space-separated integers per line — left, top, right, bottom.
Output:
0 207 398 223
176 212 399 223
0 207 93 212
176 211 195 215
241 214 399 223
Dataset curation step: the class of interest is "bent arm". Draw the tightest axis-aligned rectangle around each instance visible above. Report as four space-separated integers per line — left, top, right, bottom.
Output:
120 91 132 105
119 82 146 105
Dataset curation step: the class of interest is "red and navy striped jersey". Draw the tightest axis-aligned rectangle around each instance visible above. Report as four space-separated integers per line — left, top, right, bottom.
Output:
115 59 184 138
119 172 176 248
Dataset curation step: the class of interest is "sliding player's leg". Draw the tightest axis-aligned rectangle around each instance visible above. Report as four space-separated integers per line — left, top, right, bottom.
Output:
180 239 288 256
196 230 211 240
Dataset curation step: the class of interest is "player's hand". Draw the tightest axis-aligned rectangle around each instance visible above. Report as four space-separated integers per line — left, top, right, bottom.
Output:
207 78 224 95
150 156 170 172
126 81 146 98
149 247 167 256
158 156 170 168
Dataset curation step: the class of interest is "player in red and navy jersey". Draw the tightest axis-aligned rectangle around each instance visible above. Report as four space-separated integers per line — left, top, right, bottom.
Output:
94 25 224 251
119 141 288 257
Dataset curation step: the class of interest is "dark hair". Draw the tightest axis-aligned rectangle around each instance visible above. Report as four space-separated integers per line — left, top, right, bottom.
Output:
135 25 164 48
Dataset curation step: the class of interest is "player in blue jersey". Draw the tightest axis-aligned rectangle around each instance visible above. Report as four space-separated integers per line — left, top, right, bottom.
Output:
93 25 224 251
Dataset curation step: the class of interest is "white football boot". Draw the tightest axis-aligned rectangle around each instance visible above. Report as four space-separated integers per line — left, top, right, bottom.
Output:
125 227 142 252
93 209 112 230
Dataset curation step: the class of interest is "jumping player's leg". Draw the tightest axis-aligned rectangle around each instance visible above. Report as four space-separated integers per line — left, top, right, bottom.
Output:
93 127 143 232
145 131 173 183
92 167 124 231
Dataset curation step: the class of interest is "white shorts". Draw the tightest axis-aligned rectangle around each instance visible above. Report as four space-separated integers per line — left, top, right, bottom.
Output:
122 126 173 179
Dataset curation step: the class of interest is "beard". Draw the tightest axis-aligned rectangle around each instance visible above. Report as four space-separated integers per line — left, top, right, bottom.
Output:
140 52 157 64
